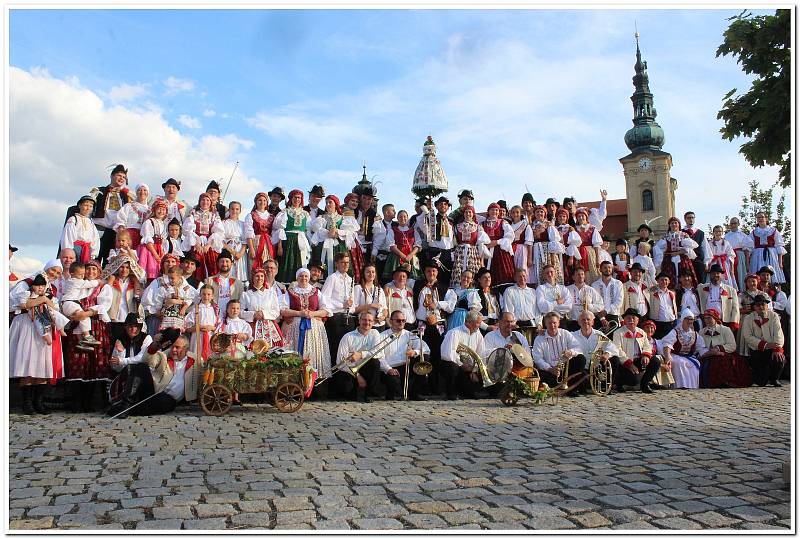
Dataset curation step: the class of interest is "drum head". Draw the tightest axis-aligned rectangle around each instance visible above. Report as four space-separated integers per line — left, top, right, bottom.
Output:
510 344 533 367
486 348 514 384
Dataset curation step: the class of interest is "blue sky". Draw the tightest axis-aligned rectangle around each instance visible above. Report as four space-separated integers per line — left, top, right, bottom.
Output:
8 8 787 272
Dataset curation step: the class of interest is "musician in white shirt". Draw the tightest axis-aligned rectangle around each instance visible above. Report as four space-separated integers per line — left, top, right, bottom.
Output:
334 312 385 403
440 310 487 400
535 264 573 322
322 252 356 368
484 311 531 353
570 310 622 387
531 312 587 396
379 311 430 401
565 267 605 331
501 267 542 344
591 260 624 330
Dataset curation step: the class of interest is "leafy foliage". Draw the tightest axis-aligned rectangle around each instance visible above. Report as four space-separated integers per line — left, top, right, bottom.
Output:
716 10 790 188
715 179 791 245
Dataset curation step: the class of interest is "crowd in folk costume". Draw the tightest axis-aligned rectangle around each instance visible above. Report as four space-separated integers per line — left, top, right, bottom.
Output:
8 155 792 416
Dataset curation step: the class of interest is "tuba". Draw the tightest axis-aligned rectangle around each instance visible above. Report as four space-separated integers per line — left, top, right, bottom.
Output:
456 343 494 388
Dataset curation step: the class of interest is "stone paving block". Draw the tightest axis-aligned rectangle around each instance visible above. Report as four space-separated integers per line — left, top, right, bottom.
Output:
9 517 54 530
572 512 613 528
193 503 237 518
613 520 659 530
440 509 486 525
312 519 351 530
276 510 318 525
136 519 183 530
480 506 528 522
56 513 98 528
553 500 600 514
9 496 53 509
183 518 229 530
359 504 409 519
351 518 404 530
724 505 778 522
595 494 640 508
153 506 194 520
523 516 578 530
26 504 76 517
406 501 454 513
230 512 272 528
653 517 703 529
107 508 145 523
273 496 314 512
668 500 715 514
687 511 741 527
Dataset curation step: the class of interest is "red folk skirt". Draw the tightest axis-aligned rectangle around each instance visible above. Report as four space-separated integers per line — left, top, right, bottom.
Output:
490 248 516 286
64 317 112 381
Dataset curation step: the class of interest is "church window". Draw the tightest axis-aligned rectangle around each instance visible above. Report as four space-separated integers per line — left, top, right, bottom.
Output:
642 189 654 212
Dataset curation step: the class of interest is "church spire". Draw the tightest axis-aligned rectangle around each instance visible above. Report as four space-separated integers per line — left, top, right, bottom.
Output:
624 32 665 153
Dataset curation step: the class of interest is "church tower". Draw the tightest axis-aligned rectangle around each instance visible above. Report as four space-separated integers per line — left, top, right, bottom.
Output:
620 34 677 238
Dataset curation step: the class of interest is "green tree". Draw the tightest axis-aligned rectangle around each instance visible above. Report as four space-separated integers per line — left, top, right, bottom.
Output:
716 179 791 245
716 9 790 188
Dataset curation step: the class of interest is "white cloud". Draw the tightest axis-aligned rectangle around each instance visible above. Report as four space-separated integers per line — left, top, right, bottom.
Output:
163 76 195 95
177 114 201 129
9 66 258 257
10 255 45 279
108 83 148 102
203 109 216 117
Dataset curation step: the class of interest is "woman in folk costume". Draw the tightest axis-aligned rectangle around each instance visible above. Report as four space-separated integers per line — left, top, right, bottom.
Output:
481 203 516 286
528 205 559 286
450 205 488 288
60 195 101 263
214 201 249 284
281 268 333 386
353 264 389 330
10 266 70 414
445 269 480 332
698 308 751 388
138 198 169 280
310 195 355 279
241 267 286 349
640 319 675 389
749 211 787 284
275 189 312 283
508 205 533 277
164 217 187 258
653 216 699 289
573 207 603 285
184 285 221 364
245 192 277 271
659 308 708 389
63 260 114 412
183 192 223 281
113 183 151 249
382 209 422 282
342 193 366 283
552 207 581 285
708 225 738 289
725 217 753 291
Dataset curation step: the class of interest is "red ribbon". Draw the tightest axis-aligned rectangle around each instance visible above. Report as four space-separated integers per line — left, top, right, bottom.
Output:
74 240 92 263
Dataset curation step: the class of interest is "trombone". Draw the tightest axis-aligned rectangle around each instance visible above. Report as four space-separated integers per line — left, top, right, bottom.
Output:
316 332 398 385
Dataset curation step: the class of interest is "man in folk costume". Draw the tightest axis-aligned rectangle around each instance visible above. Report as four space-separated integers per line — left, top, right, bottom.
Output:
482 202 516 286
334 311 385 403
622 262 650 321
413 262 451 395
612 308 662 393
61 195 102 264
741 294 785 387
371 203 396 281
531 311 588 396
564 266 605 332
571 310 624 389
648 272 678 339
322 252 357 376
304 184 326 263
241 266 285 350
535 264 573 322
440 310 488 400
449 189 475 227
89 164 132 264
676 270 702 330
757 265 790 372
52 248 77 301
267 186 285 217
544 197 560 223
591 260 624 332
697 264 741 336
161 178 188 222
108 334 198 417
245 192 277 271
102 254 146 345
520 192 537 225
203 249 245 317
205 180 228 221
417 196 455 287
180 253 200 289
384 266 417 331
106 313 153 416
354 183 379 263
501 267 542 345
682 211 712 284
378 309 430 401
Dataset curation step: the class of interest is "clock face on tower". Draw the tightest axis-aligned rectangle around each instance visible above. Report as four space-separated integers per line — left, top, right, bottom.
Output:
638 157 652 171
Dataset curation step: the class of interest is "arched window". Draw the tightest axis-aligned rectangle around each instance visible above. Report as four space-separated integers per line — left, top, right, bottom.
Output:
642 189 654 212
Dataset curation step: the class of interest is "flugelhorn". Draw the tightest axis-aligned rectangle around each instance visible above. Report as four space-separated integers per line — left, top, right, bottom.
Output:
456 343 494 388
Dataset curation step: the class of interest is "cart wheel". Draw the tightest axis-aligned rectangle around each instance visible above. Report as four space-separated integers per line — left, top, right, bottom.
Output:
200 384 233 416
499 385 519 407
274 382 304 413
590 357 613 396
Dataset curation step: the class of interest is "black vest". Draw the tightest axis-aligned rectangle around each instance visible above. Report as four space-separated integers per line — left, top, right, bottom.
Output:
117 331 148 358
92 185 132 220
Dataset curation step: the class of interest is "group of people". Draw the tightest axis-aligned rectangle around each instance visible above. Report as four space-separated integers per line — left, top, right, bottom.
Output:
8 163 791 416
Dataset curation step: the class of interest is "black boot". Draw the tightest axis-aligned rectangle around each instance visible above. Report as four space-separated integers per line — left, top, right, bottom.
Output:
21 386 36 415
31 385 50 415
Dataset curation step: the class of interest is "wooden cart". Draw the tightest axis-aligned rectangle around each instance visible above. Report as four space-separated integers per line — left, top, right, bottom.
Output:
199 351 308 416
497 367 560 406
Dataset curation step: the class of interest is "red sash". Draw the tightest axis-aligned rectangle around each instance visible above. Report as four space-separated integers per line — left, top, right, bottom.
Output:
74 241 92 263
49 283 63 384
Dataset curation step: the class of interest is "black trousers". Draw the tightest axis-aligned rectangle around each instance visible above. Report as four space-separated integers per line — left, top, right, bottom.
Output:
381 358 423 399
615 355 662 389
692 258 707 285
439 360 476 398
98 227 117 265
375 252 389 286
421 323 444 394
561 319 580 332
118 363 178 415
654 320 675 340
331 358 380 399
325 313 355 367
538 354 588 395
749 349 786 386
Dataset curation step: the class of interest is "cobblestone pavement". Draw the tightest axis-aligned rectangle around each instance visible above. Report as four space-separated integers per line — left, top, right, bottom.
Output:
8 385 792 531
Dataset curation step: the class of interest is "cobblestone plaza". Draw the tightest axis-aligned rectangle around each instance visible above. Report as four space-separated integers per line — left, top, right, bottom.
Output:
8 385 792 531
